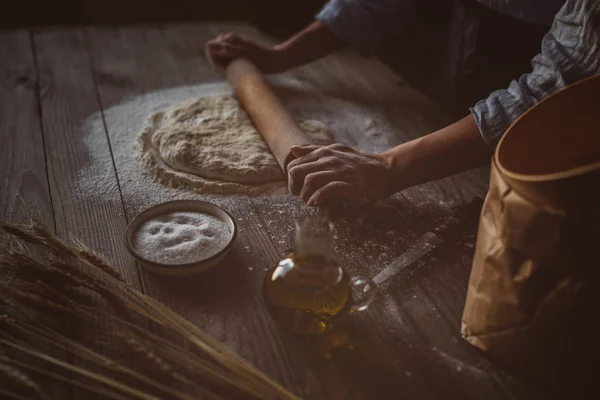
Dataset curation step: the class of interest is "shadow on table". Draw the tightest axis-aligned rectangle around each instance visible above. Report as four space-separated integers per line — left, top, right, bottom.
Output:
142 250 253 307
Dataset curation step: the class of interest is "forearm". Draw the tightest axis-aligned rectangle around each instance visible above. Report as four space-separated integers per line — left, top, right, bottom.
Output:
273 21 343 70
472 0 600 147
381 115 492 192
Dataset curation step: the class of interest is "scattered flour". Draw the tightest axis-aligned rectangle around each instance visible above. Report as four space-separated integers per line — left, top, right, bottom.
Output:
132 211 231 264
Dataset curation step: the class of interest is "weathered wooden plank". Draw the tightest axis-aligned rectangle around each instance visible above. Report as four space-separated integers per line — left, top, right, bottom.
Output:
0 31 54 227
31 29 147 400
31 29 142 289
0 30 69 400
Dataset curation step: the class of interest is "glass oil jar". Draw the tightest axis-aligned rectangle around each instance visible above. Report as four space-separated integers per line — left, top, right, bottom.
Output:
263 216 376 334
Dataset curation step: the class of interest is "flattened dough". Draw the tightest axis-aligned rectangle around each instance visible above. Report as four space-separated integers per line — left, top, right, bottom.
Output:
145 95 332 185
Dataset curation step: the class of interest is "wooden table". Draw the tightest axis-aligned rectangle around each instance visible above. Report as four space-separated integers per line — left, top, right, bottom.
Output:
1 22 538 399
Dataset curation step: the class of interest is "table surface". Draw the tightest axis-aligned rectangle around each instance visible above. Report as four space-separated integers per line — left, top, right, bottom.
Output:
0 22 538 399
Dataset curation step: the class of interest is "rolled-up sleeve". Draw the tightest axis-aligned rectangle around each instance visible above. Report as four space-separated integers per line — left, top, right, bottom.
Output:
316 0 417 55
471 0 600 148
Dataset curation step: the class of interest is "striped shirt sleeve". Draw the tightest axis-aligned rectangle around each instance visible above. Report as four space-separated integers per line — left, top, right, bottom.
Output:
471 0 600 147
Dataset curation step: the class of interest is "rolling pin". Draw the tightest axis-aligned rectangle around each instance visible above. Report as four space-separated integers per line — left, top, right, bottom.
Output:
225 58 313 173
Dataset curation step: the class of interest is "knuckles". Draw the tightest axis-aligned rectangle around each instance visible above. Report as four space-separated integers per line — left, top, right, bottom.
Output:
303 173 323 191
330 143 351 152
287 165 302 182
315 147 333 157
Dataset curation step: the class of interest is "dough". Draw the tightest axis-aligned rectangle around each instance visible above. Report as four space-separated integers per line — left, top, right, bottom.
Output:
140 95 332 187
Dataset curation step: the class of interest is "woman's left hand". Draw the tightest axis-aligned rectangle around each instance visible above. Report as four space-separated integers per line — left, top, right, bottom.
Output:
287 144 394 206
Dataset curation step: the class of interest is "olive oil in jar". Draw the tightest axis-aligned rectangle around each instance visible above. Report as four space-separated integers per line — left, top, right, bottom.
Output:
263 216 376 335
263 253 351 334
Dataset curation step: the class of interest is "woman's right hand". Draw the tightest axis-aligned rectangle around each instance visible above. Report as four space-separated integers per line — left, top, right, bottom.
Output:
287 144 396 206
205 32 285 74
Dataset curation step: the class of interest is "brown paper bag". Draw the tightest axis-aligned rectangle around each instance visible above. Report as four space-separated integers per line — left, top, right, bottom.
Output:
461 75 600 390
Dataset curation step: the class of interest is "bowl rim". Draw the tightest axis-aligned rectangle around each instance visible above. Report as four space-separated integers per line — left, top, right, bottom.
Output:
495 74 600 183
125 200 238 270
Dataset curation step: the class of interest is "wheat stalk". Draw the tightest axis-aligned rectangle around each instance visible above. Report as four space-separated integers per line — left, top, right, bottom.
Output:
0 220 301 400
0 359 50 400
2 356 133 400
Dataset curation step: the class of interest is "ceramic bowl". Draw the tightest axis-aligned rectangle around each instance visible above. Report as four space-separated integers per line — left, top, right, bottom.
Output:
125 200 237 276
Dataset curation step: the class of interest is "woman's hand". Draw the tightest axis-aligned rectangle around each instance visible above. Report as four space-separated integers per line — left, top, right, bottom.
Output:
287 115 493 207
205 32 285 74
287 144 395 206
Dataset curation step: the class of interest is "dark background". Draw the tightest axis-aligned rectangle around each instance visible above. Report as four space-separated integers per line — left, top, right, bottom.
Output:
1 0 326 38
2 0 549 123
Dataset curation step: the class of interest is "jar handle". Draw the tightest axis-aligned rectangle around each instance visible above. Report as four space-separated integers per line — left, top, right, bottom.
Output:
348 276 377 312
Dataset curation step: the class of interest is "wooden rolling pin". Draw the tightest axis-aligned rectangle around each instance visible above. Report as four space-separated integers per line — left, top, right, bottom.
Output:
225 58 312 173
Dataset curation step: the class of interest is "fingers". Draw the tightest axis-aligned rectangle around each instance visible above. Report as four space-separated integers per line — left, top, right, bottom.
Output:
211 32 242 44
288 160 324 194
207 32 244 51
289 145 320 159
287 146 334 174
289 143 352 162
206 42 227 56
206 50 230 73
308 181 362 207
222 32 242 44
286 143 365 205
287 144 353 175
286 145 319 173
299 171 339 203
207 43 244 58
290 166 366 206
287 144 356 193
206 32 246 70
